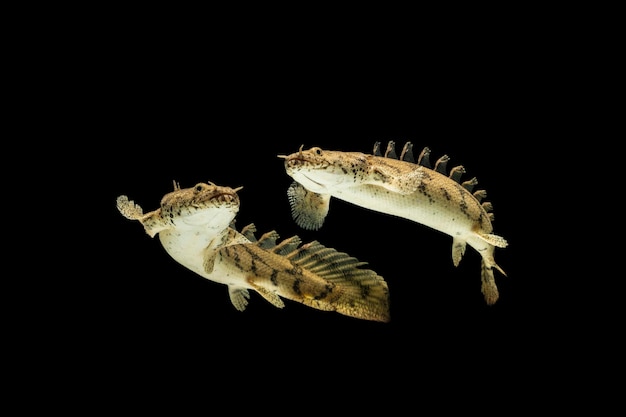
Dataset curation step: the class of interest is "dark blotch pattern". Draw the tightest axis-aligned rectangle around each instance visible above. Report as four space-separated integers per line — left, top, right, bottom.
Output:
292 278 302 296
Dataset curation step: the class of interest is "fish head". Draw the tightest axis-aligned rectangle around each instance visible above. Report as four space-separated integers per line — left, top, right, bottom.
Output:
279 145 368 193
160 182 242 230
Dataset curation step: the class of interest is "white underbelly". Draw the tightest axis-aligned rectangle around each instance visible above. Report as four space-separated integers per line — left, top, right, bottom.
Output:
334 185 475 239
159 232 253 288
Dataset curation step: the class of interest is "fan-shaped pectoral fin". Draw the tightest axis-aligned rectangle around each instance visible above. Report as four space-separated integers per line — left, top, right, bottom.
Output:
452 237 467 267
287 181 330 230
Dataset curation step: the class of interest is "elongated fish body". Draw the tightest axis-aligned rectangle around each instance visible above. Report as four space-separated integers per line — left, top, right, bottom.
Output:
279 142 508 305
116 181 390 322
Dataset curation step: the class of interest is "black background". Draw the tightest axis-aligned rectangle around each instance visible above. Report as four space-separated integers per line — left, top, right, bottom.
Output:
93 91 546 379
28 25 602 409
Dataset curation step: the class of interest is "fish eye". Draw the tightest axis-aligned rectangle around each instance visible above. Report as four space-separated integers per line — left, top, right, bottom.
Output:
313 147 323 155
195 184 205 192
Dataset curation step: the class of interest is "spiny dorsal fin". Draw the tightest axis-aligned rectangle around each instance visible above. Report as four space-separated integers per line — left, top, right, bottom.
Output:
434 154 450 174
373 141 382 156
400 142 415 163
237 222 301 252
417 147 431 168
384 141 397 159
376 144 497 224
449 165 466 183
427 152 489 207
462 177 478 192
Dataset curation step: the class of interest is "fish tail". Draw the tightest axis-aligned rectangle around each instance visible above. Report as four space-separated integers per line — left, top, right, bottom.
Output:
480 245 506 305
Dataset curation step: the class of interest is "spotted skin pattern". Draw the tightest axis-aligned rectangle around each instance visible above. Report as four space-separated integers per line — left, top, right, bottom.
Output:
279 142 508 305
117 181 390 322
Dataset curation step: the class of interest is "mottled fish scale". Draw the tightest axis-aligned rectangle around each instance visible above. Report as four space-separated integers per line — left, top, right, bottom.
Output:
221 235 390 322
117 181 390 322
279 142 508 305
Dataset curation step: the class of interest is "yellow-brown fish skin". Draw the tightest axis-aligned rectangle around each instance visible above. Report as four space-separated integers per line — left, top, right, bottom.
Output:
279 143 508 305
116 180 390 322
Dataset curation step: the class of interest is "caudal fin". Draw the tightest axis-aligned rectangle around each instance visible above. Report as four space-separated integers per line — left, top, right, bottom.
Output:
230 225 390 322
288 240 391 322
479 244 507 305
480 259 500 305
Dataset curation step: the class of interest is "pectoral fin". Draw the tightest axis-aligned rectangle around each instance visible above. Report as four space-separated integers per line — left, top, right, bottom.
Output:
369 163 423 195
203 251 217 274
287 181 330 230
228 286 251 311
116 195 170 238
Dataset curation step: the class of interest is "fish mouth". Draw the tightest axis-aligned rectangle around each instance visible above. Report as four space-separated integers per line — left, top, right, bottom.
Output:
202 185 242 206
302 174 325 188
189 192 239 208
278 154 310 163
209 192 239 205
283 158 311 170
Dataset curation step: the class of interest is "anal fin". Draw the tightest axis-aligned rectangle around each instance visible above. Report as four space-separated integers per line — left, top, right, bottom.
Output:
249 283 285 309
477 232 509 248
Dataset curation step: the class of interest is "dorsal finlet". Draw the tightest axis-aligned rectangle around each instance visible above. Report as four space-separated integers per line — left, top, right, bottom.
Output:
400 142 415 162
272 235 303 256
384 141 397 159
449 165 466 183
257 230 280 249
373 141 382 156
473 189 487 202
482 201 494 212
417 147 431 168
462 176 478 192
240 223 258 242
434 155 450 174
172 180 181 191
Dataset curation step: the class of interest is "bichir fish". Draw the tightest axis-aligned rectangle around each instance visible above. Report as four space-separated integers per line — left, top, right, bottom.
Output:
278 141 508 305
116 181 390 322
